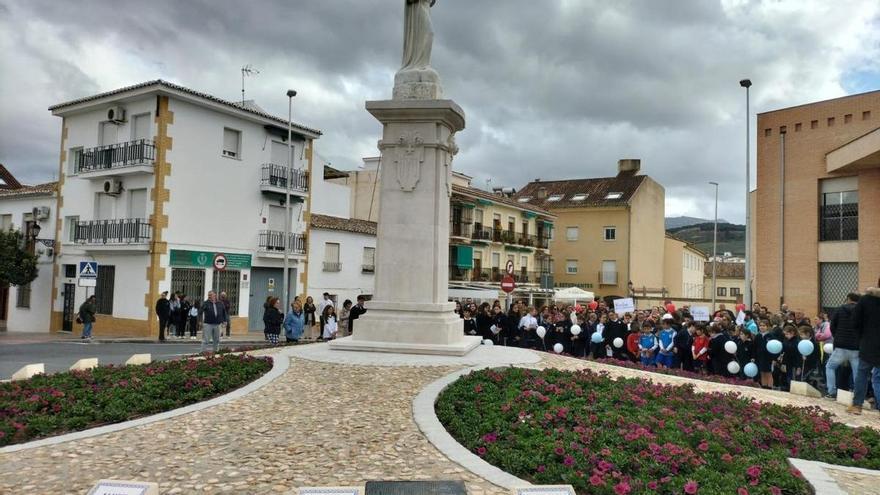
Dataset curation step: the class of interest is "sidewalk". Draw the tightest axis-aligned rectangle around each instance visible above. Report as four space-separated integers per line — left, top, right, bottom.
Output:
0 331 270 345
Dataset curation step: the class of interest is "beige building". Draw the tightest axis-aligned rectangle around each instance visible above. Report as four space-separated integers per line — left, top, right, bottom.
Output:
328 160 556 302
514 159 665 300
755 90 880 314
664 234 707 299
704 261 746 304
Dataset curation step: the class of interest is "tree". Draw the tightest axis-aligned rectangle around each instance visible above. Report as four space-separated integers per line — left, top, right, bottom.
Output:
0 229 38 287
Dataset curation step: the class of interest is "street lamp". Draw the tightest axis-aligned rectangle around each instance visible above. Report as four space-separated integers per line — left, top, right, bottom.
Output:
283 89 297 312
709 181 719 312
739 78 752 307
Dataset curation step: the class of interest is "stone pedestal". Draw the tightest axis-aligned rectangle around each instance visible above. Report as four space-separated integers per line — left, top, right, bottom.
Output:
330 99 480 356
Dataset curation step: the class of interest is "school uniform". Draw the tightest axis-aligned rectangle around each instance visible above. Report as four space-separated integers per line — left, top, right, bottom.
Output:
708 332 732 375
656 328 676 367
674 327 693 371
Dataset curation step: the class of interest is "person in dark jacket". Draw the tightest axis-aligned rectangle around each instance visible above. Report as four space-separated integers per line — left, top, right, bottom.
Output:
603 312 629 361
707 323 732 376
78 295 97 341
201 290 228 353
348 295 368 334
674 321 695 371
825 293 862 399
850 284 880 414
264 297 284 346
155 291 170 342
303 296 317 339
489 306 507 345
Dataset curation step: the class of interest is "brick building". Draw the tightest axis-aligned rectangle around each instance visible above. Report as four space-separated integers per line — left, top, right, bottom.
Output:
755 90 880 314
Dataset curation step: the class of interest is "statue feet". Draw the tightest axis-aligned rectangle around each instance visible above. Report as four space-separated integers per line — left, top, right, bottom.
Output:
393 67 443 100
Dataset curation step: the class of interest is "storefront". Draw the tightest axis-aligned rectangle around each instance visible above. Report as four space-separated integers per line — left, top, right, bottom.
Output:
169 249 252 327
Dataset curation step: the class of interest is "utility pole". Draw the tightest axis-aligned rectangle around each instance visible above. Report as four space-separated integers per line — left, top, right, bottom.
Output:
739 78 752 308
710 181 719 312
283 89 297 311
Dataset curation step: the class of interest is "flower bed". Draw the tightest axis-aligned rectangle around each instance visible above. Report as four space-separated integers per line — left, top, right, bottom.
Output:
593 357 762 388
0 353 273 447
437 367 880 495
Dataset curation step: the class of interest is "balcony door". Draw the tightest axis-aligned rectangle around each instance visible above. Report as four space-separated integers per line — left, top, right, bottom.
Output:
132 114 151 141
270 141 292 168
99 122 118 146
128 189 147 219
268 205 286 232
95 192 116 220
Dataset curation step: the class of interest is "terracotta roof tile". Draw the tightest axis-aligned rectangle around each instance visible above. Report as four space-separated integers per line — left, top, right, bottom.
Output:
310 214 376 236
0 181 56 198
513 175 647 209
0 164 23 190
704 261 745 278
452 184 554 217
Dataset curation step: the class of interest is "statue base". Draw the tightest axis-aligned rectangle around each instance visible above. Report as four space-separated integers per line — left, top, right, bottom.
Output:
393 67 443 100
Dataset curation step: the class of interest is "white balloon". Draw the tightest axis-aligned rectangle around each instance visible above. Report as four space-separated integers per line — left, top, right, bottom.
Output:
570 325 582 336
553 343 564 354
536 326 547 339
724 341 738 354
823 343 834 354
613 337 624 348
482 339 494 346
727 361 741 375
570 312 578 324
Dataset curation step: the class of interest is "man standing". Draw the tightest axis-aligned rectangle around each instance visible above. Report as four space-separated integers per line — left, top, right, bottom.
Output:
849 282 880 415
155 291 170 342
349 295 368 334
826 293 861 400
201 290 228 353
219 291 232 338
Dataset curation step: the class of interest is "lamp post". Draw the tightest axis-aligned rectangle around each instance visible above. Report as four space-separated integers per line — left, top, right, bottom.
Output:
739 78 752 308
710 181 719 312
283 89 297 312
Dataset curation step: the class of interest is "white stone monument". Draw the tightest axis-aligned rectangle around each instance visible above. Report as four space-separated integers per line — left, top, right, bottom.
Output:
330 0 480 356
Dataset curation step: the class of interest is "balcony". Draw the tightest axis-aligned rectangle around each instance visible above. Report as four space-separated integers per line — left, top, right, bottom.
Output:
260 164 308 200
450 221 473 239
257 230 307 258
599 271 619 286
449 266 549 285
463 224 550 249
323 262 342 272
77 139 156 178
73 219 151 251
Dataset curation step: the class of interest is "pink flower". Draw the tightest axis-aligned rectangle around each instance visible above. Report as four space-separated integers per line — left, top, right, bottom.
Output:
474 384 483 393
563 455 575 466
482 432 497 444
598 460 613 471
737 488 749 495
554 447 565 456
536 465 546 473
589 474 604 486
476 446 487 456
770 487 781 495
614 481 631 495
647 481 658 490
721 453 733 462
697 441 709 452
746 465 761 478
684 480 699 494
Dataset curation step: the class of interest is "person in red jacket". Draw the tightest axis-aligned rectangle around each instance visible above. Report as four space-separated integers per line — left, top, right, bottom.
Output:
692 324 710 374
625 326 640 362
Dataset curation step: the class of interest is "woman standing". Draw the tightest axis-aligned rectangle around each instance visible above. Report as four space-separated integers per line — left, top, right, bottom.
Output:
322 305 338 341
262 296 273 341
78 295 97 341
339 300 352 337
284 300 305 343
187 299 199 340
303 296 317 340
177 295 190 339
264 297 284 346
168 293 180 338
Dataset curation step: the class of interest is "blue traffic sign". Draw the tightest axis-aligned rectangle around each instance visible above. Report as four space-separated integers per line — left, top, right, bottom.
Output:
79 261 98 279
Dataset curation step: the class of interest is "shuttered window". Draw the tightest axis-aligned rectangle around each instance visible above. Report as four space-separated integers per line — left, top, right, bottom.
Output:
223 128 241 158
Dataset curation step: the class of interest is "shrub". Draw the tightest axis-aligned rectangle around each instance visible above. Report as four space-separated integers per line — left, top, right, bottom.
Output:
0 353 272 446
437 367 879 494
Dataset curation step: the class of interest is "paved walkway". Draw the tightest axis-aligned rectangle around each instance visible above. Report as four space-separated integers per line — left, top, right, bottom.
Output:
0 345 876 494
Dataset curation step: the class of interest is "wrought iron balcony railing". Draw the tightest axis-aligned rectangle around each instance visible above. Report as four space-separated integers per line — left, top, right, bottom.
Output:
74 218 152 244
258 230 307 255
260 164 308 193
78 139 156 173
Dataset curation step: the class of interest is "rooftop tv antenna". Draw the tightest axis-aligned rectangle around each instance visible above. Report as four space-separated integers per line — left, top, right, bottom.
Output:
241 64 260 104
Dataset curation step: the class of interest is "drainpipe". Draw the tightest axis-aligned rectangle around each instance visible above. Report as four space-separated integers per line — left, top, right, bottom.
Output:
779 128 786 308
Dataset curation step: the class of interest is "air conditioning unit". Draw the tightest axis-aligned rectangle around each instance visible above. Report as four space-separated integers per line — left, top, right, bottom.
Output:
31 206 50 220
106 105 126 123
103 178 123 195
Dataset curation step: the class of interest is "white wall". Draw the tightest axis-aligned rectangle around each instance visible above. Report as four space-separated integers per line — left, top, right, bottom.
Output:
311 169 351 218
0 194 56 331
307 228 375 306
682 250 706 299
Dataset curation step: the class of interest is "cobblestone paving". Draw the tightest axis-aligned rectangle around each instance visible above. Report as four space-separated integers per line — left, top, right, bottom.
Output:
826 468 880 495
0 348 875 494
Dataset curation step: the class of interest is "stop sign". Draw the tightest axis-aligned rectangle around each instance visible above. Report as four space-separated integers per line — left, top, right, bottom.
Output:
501 275 516 294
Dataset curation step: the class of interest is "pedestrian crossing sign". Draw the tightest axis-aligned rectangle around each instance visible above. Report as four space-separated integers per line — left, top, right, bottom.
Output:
79 261 98 279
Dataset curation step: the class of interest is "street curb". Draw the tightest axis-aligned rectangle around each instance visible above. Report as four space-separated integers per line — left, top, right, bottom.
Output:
0 348 291 454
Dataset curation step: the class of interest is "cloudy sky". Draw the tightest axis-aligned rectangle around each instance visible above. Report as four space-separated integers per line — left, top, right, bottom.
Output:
1 0 878 222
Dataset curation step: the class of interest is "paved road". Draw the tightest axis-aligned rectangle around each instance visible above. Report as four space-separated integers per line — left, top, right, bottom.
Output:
0 341 248 379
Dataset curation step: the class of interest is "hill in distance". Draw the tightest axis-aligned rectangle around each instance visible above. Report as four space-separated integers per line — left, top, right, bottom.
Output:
665 216 729 230
667 222 745 257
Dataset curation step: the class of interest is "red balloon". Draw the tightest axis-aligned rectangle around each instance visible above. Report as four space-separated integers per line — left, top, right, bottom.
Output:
735 303 746 312
588 301 598 310
665 303 676 313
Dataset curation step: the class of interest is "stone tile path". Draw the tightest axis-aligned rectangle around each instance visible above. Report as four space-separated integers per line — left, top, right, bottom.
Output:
0 346 875 494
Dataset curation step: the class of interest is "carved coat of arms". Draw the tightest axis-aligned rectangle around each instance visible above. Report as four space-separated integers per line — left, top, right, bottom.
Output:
394 132 424 192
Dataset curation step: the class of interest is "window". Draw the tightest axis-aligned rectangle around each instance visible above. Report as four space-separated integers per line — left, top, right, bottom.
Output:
95 265 115 314
323 242 341 271
131 113 151 141
827 117 835 127
764 128 772 137
820 190 858 241
0 214 11 231
717 287 727 297
571 193 588 201
820 262 858 315
65 216 79 242
520 256 528 271
566 260 578 274
863 111 871 120
547 194 564 202
604 226 616 241
794 123 802 132
68 147 83 175
566 226 579 241
730 287 741 297
128 189 147 219
212 269 240 315
362 247 376 273
605 192 623 200
16 283 31 308
474 208 484 227
521 221 528 236
844 114 852 124
507 216 516 233
491 252 501 268
517 197 531 203
222 128 241 158
601 260 617 285
811 120 818 129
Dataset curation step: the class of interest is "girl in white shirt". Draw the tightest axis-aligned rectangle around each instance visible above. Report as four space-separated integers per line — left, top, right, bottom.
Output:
322 306 338 340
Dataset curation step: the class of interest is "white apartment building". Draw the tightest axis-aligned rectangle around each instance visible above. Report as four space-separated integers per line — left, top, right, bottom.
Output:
48 80 321 337
305 164 376 307
0 166 57 332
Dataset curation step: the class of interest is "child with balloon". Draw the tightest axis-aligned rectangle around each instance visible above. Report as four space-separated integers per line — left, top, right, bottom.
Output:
754 318 776 388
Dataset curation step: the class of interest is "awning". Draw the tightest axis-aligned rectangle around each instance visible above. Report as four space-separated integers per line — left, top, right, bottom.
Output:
449 287 500 300
454 245 474 268
554 286 595 302
477 199 493 206
521 211 537 219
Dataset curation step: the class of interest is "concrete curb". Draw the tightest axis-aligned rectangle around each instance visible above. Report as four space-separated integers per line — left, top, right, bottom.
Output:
413 364 533 490
0 348 291 454
789 458 880 495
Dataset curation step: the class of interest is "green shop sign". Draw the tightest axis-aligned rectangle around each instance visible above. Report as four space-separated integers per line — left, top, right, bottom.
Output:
170 249 252 269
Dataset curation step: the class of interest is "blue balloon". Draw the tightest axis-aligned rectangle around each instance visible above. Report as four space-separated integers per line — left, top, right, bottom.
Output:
798 340 815 356
744 362 759 378
591 332 603 343
766 339 783 355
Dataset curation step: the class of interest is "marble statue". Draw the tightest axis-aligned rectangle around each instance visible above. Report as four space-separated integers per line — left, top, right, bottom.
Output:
394 0 443 100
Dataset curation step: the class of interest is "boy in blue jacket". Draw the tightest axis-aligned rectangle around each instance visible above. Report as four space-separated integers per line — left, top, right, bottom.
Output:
656 318 677 369
638 323 658 367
